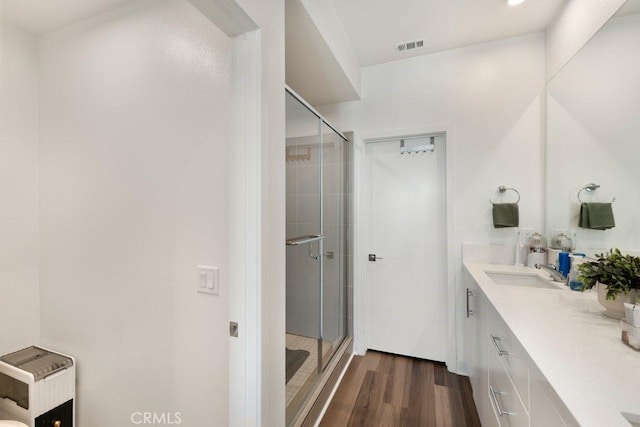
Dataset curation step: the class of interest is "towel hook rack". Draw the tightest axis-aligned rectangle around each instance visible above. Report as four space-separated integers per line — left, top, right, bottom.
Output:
577 183 615 203
489 186 520 205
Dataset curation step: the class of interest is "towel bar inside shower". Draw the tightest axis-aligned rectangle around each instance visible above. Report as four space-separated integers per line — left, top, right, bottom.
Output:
286 235 325 246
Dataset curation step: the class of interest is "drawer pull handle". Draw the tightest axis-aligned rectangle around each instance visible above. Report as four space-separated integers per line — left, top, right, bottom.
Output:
490 334 513 356
489 386 514 417
466 288 475 318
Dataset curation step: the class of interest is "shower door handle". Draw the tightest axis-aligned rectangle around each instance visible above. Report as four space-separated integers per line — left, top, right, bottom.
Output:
286 234 325 245
368 254 384 262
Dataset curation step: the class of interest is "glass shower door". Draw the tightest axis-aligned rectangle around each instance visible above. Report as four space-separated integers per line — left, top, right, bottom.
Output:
285 89 350 424
285 91 323 420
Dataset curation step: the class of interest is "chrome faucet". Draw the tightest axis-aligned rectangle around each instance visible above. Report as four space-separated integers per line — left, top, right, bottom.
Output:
535 264 566 282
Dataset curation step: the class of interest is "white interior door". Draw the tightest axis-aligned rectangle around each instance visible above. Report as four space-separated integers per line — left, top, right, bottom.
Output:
365 135 447 361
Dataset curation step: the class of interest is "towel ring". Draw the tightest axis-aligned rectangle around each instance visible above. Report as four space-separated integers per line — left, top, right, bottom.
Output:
489 186 520 205
577 183 615 203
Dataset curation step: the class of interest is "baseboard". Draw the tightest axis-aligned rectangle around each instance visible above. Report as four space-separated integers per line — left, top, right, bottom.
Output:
456 358 468 376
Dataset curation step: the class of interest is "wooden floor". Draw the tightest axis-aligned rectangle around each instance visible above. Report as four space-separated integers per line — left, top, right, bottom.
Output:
319 351 481 427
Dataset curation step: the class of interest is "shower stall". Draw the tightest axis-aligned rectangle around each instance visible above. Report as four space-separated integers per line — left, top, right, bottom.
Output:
285 88 352 424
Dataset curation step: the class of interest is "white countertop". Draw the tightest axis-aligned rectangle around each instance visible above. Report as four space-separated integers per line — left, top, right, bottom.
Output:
464 262 640 427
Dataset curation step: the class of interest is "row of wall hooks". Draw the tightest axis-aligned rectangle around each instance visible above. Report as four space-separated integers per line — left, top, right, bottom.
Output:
400 136 435 155
285 147 311 162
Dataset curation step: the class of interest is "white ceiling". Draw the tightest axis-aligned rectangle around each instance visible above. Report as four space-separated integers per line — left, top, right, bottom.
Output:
331 0 568 67
4 0 636 107
3 0 569 56
1 0 135 35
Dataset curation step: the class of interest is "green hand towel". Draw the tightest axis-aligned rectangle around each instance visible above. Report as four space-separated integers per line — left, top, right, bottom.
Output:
579 203 615 230
492 203 519 228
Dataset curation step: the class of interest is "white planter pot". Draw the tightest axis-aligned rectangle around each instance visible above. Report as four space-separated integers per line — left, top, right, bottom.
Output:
597 282 637 319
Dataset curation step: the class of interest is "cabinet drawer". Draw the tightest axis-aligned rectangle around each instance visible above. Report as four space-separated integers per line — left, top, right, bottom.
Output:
530 368 579 427
488 346 528 427
489 315 529 412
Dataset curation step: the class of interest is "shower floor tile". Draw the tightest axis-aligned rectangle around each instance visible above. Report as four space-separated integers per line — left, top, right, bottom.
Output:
285 334 333 411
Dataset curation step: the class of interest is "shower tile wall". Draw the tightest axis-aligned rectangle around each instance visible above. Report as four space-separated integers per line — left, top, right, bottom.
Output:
286 133 347 341
286 134 321 337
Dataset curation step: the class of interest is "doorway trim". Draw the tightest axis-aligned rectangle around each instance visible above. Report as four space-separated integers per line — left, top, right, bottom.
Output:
355 125 457 371
229 29 262 426
187 0 262 424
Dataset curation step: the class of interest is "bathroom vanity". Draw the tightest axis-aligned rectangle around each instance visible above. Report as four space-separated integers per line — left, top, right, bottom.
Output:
464 263 640 427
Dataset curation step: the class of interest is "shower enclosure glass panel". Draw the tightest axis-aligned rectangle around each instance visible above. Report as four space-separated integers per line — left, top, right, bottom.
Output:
320 121 347 370
285 90 349 424
285 92 322 420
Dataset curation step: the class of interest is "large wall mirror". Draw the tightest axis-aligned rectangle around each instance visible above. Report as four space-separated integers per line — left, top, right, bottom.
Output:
546 0 640 254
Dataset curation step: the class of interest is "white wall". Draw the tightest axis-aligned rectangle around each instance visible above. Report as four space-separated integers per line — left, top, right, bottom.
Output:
545 0 626 82
0 0 287 425
318 33 545 372
37 1 231 425
546 12 640 254
298 0 360 97
286 0 359 106
0 23 40 355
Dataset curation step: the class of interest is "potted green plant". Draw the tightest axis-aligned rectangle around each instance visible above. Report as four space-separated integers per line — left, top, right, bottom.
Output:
578 248 640 318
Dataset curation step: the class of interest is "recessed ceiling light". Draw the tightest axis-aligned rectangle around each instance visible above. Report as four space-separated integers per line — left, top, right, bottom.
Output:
507 0 526 5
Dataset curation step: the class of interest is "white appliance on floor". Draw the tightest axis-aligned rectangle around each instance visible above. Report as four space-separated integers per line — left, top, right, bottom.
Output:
0 346 75 427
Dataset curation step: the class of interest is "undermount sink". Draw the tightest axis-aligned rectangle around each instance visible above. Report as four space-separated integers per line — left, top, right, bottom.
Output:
486 271 562 290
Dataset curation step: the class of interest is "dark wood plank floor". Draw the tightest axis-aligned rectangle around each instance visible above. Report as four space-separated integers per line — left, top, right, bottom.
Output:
319 351 481 427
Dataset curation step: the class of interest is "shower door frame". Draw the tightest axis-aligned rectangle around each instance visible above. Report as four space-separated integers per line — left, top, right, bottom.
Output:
285 85 350 375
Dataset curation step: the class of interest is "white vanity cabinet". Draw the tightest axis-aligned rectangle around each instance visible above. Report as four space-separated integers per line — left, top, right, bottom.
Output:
487 307 530 417
487 344 528 427
464 274 578 427
464 279 497 426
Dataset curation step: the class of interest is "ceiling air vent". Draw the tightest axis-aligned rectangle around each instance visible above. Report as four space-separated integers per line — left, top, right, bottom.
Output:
396 38 425 52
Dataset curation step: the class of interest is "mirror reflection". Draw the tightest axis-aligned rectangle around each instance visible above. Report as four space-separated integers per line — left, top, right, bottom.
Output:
546 0 640 254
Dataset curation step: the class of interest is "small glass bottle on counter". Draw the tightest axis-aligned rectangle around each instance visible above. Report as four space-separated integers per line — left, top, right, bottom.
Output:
567 253 586 290
559 233 574 252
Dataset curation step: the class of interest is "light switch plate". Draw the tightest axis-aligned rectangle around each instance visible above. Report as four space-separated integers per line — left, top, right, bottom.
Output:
197 265 219 295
